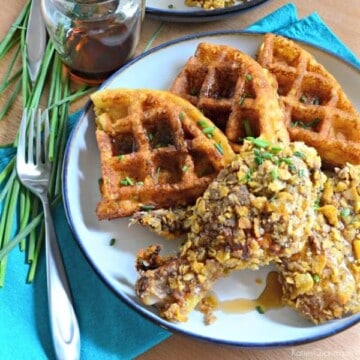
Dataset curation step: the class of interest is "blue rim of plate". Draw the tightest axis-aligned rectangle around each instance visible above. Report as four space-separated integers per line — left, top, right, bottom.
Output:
146 0 269 22
62 29 360 349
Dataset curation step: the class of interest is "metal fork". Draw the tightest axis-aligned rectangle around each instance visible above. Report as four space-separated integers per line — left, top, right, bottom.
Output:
16 108 80 360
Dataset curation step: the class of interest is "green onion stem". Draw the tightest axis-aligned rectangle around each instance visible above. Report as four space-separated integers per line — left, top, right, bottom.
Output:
48 86 96 110
0 68 22 95
27 42 56 109
54 86 70 197
20 14 30 107
27 222 44 283
0 179 20 286
0 78 22 121
0 43 21 92
48 55 62 161
0 167 16 203
27 199 40 263
0 0 31 59
143 22 164 53
18 187 30 251
0 194 61 262
0 35 21 61
0 5 99 285
0 156 16 188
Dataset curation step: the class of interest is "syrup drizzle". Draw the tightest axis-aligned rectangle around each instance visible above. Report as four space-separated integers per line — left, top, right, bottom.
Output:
220 271 283 314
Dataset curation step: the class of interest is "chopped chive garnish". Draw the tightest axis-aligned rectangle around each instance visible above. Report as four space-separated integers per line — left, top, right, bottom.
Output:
239 95 246 106
312 97 320 105
120 177 134 186
253 148 265 165
340 208 351 217
117 154 125 160
300 95 307 103
140 204 155 211
243 119 252 137
313 274 320 283
182 165 189 172
109 238 116 246
246 137 270 148
214 142 224 155
155 142 166 148
270 169 278 180
314 198 320 210
240 169 253 183
179 111 185 121
291 118 321 129
155 167 161 183
147 132 154 141
280 157 293 166
255 305 265 314
294 151 305 158
136 181 144 186
262 152 273 160
298 169 305 177
245 74 253 81
203 127 215 139
197 119 208 128
269 146 283 154
202 126 215 135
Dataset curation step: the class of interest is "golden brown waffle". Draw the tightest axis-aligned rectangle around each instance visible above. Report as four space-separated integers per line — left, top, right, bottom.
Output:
257 33 360 168
170 42 289 152
91 88 235 219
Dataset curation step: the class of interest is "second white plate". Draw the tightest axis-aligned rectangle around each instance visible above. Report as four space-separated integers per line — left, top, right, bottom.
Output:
145 0 269 22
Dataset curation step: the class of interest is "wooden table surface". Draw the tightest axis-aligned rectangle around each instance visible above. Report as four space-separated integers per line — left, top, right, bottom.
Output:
1 1 359 359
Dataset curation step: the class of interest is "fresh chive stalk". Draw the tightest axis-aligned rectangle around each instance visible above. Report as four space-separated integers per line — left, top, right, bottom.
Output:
0 194 61 262
0 44 21 95
0 179 20 286
0 1 30 60
0 6 96 285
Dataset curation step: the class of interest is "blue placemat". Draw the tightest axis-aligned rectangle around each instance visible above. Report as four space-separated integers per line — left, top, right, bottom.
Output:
1 3 359 360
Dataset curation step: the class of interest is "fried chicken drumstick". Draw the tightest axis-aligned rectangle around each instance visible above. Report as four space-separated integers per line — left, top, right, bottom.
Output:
278 164 360 323
135 139 325 322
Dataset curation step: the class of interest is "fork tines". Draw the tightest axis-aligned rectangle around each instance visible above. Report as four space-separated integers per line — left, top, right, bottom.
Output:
18 108 50 166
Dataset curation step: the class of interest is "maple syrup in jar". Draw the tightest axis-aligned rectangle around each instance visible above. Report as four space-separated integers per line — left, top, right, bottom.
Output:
41 0 144 84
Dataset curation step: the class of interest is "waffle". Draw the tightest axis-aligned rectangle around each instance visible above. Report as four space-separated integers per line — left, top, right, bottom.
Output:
170 42 289 152
91 88 236 219
257 33 360 168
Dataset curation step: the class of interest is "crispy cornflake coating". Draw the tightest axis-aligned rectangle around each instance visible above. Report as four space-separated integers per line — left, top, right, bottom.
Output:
185 0 235 10
135 139 325 322
131 206 192 240
278 164 360 323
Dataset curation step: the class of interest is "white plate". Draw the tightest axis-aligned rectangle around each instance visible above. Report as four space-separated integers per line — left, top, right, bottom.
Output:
145 0 269 22
62 32 360 347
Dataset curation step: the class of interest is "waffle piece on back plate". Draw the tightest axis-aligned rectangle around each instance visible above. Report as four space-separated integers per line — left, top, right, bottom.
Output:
257 33 360 168
170 42 289 151
91 88 235 220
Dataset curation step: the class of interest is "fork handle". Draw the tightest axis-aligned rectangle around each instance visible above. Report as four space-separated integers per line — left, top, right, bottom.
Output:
42 197 81 360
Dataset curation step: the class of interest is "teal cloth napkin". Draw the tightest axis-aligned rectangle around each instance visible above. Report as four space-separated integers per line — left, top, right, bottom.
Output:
246 2 360 69
1 3 359 360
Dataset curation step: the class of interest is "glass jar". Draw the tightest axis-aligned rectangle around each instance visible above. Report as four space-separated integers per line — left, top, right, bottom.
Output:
41 0 145 84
